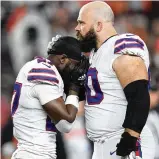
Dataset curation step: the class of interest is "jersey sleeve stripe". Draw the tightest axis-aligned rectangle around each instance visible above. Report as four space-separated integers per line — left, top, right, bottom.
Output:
115 38 144 47
114 43 144 54
28 72 56 78
29 68 56 75
27 75 59 84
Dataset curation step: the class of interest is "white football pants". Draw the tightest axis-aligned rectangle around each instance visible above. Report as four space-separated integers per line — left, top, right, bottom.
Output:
92 125 155 159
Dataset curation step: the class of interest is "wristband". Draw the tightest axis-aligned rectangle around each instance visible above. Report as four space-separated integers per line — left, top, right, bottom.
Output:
55 119 74 133
65 95 79 109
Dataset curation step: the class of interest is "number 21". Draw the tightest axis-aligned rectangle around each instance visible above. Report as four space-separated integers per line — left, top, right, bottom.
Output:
11 82 22 116
11 81 56 131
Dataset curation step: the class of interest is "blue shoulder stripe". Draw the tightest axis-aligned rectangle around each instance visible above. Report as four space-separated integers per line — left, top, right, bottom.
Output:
115 38 144 46
28 75 59 84
114 43 144 54
29 68 55 75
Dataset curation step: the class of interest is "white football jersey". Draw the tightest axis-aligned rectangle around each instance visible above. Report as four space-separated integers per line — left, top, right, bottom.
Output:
85 33 150 141
11 57 64 155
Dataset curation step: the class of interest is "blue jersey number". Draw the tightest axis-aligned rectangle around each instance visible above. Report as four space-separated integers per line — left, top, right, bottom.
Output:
86 68 104 105
46 116 57 132
11 82 56 132
11 82 22 116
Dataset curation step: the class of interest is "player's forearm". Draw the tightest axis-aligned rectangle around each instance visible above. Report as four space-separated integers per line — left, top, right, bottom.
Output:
64 93 79 122
65 104 78 123
42 97 78 123
124 128 140 138
122 80 150 134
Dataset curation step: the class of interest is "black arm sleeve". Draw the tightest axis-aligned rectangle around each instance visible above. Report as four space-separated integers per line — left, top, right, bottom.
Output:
122 79 150 133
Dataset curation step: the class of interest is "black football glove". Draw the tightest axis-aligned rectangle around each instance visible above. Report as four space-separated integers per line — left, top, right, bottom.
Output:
116 132 138 156
69 55 89 95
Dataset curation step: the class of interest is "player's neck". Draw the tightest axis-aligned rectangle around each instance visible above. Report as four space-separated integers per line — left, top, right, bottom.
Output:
97 28 117 49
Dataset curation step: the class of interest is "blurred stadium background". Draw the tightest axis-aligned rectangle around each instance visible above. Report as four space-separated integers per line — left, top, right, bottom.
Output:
1 1 159 159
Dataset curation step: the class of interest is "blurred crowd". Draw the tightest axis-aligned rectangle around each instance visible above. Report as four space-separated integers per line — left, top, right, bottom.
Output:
1 1 159 159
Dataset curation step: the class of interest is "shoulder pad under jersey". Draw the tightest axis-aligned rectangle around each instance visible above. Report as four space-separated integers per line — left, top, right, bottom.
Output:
114 33 146 58
27 57 59 86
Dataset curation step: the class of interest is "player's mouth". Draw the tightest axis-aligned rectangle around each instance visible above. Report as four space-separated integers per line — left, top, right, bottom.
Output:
76 32 83 41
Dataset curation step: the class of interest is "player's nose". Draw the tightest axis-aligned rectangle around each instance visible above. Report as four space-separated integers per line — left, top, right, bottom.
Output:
75 25 80 32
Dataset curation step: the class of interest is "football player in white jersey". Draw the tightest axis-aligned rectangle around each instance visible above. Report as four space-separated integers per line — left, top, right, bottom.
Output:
75 1 155 159
11 36 88 159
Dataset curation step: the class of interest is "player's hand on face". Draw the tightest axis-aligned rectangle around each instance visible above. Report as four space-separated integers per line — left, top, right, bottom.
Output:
68 55 89 95
70 55 89 87
116 132 138 157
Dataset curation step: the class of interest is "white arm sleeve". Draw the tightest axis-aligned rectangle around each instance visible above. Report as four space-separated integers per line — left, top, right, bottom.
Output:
32 84 63 105
55 119 75 133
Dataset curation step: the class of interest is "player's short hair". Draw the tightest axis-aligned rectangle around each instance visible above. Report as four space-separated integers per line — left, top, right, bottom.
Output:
47 36 82 61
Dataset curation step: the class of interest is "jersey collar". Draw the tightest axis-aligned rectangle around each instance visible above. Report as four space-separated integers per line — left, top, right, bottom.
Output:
102 34 118 45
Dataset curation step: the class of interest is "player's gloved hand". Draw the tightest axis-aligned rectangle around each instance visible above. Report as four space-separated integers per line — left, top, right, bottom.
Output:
69 55 89 95
71 55 89 86
116 132 138 156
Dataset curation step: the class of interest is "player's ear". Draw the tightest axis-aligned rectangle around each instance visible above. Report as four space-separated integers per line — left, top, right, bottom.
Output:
95 21 102 32
60 54 68 64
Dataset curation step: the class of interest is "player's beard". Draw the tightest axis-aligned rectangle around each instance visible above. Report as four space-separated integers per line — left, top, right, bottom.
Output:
76 27 97 52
